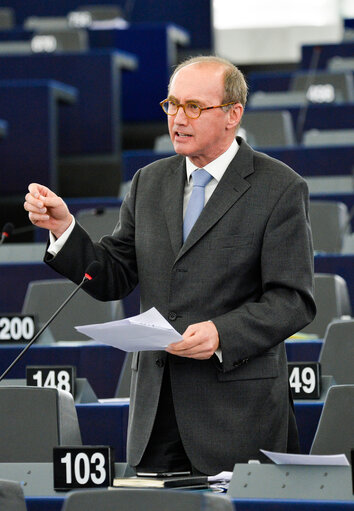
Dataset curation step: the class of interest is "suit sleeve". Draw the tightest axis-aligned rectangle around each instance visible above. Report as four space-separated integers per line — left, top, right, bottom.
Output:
44 171 140 302
212 177 316 373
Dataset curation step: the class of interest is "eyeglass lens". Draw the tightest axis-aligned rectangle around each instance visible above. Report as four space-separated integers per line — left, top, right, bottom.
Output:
163 101 200 118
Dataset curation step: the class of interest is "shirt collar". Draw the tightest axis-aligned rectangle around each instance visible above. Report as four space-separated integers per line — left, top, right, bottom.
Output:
186 138 239 183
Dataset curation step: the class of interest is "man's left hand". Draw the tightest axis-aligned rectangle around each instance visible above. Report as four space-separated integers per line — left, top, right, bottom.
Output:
166 321 219 360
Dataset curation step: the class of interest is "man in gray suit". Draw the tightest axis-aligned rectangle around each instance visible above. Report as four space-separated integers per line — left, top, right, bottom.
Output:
24 56 316 475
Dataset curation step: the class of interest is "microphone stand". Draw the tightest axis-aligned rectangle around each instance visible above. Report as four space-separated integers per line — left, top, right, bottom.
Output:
0 274 91 382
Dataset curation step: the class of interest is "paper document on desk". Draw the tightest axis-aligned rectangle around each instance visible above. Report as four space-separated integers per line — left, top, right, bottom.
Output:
75 307 182 352
261 449 350 466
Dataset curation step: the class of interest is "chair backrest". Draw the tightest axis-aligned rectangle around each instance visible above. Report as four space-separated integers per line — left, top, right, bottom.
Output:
241 110 296 148
22 279 123 341
0 7 15 30
327 56 354 72
31 29 89 52
310 384 354 462
309 200 350 253
0 8 15 29
76 5 124 21
290 71 354 103
0 386 81 462
248 91 307 108
0 479 26 511
76 207 120 242
301 273 352 338
154 133 174 153
319 319 354 384
63 488 234 511
303 129 354 147
115 352 133 397
24 16 69 31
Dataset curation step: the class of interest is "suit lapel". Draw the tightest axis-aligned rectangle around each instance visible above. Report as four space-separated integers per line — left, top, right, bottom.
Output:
176 138 255 260
162 157 186 257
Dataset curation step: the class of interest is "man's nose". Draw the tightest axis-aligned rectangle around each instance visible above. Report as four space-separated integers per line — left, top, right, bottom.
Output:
174 105 188 123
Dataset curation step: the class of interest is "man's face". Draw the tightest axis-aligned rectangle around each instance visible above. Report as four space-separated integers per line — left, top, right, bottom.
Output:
167 62 235 168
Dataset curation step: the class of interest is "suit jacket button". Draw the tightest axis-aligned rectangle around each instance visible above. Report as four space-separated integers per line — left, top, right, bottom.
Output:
168 312 177 321
156 358 165 368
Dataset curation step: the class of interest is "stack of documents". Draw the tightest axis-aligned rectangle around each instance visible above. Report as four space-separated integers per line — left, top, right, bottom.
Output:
75 307 182 352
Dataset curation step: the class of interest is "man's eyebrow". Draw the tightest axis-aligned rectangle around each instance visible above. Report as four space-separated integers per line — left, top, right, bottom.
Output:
167 95 204 105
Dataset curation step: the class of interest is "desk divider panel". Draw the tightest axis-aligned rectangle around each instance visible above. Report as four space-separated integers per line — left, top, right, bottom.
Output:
0 79 77 194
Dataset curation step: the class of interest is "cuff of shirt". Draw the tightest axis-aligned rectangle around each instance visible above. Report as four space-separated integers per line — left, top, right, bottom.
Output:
47 217 76 256
215 348 222 363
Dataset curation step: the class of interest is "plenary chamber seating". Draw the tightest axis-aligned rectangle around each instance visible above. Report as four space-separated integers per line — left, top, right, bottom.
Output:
0 50 137 197
241 110 296 148
309 200 351 253
75 207 120 242
0 479 26 511
310 384 354 463
0 79 77 195
301 273 352 338
319 319 354 385
62 488 233 511
0 386 81 462
22 278 124 342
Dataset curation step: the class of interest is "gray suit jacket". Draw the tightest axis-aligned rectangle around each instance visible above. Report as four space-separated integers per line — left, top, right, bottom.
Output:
46 137 316 474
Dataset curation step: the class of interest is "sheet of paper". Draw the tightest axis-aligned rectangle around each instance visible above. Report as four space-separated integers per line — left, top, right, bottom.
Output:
260 449 349 466
75 307 182 352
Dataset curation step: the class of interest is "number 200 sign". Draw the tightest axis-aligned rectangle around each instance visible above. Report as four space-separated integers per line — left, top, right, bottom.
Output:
53 446 114 490
288 362 321 399
0 315 35 342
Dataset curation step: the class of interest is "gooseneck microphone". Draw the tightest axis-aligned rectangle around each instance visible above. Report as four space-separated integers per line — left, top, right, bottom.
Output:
0 260 103 382
0 222 14 245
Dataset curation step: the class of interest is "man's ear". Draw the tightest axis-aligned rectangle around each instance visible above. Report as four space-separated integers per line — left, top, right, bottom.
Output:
226 103 243 131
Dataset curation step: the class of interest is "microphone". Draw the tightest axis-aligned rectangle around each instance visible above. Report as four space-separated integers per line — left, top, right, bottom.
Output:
295 45 322 143
0 260 103 382
0 222 14 245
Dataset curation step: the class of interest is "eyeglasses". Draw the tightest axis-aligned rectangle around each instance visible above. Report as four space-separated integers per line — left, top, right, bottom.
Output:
160 99 236 119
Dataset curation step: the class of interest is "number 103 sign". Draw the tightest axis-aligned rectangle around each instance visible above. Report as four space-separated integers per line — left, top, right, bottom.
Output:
53 446 114 490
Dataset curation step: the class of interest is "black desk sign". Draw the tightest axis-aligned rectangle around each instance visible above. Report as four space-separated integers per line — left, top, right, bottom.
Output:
288 362 321 399
0 314 36 343
53 446 114 490
26 365 76 395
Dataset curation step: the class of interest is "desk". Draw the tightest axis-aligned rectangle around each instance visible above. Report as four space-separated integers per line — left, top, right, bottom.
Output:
232 499 354 510
0 261 140 319
0 51 136 156
0 350 323 456
7 0 212 53
247 102 354 132
0 79 77 194
25 494 354 511
301 41 354 69
0 340 321 398
77 402 129 462
77 400 322 458
0 344 125 398
0 118 8 138
122 145 354 182
89 23 189 122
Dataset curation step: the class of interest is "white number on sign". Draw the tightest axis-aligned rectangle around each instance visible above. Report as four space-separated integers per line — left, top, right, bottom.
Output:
61 452 107 485
289 366 316 394
0 316 35 341
32 369 71 392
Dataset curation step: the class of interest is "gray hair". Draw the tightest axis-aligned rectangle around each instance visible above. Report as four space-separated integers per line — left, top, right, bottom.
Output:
168 55 248 108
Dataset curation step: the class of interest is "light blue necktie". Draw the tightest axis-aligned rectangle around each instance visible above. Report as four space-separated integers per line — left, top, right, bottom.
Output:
183 169 212 242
